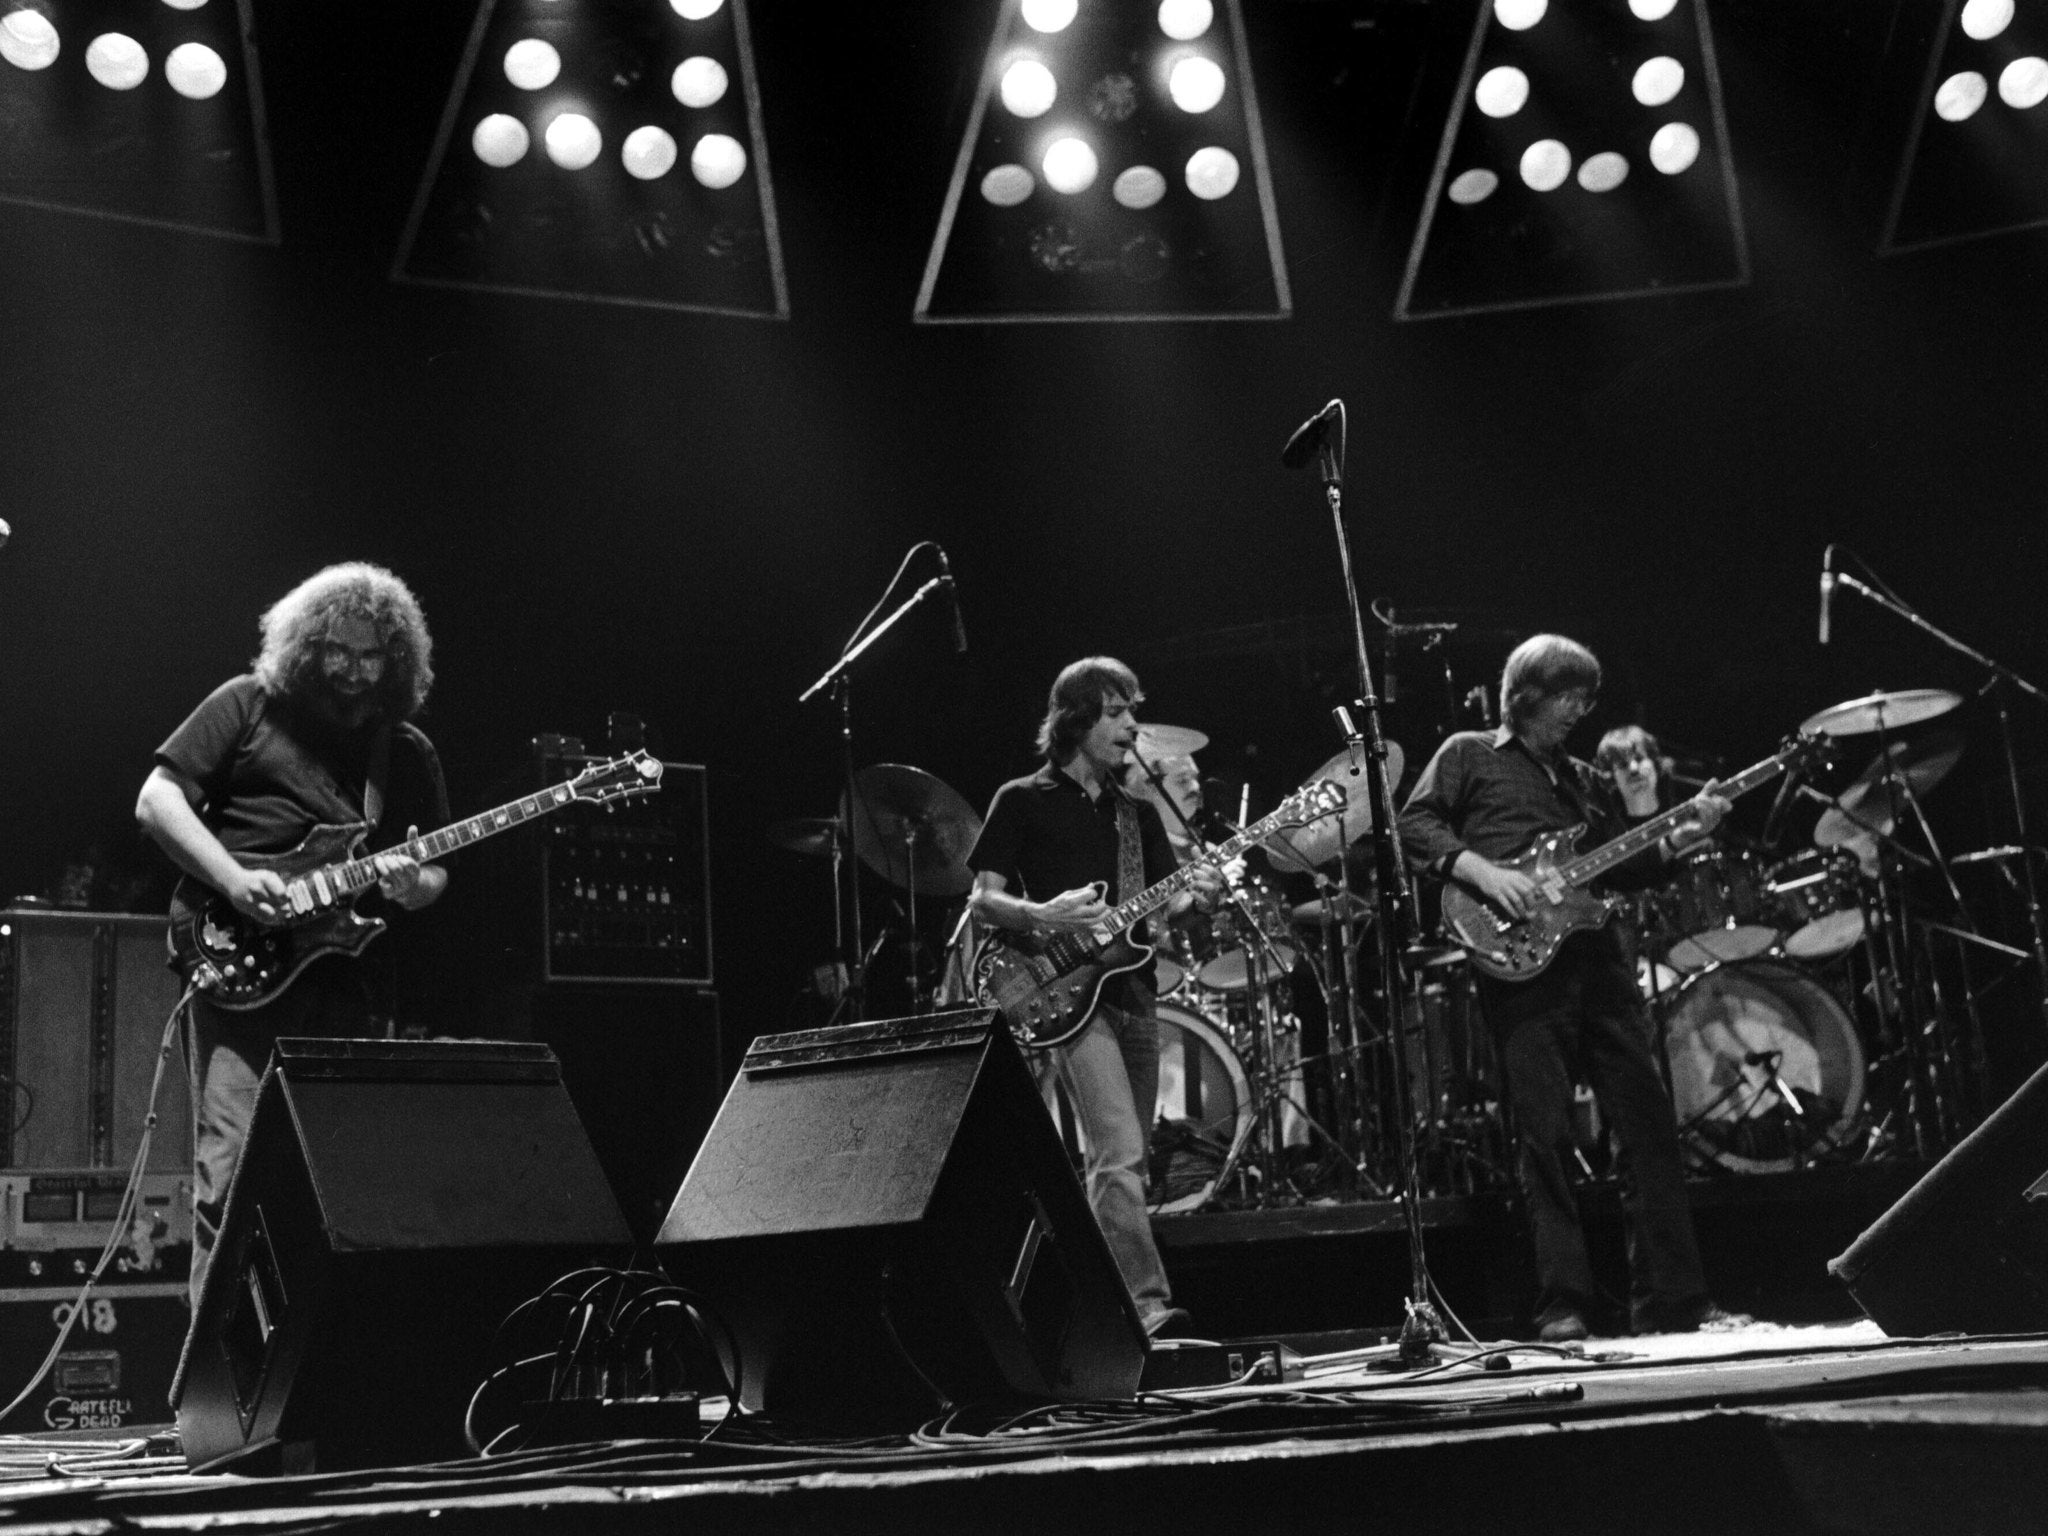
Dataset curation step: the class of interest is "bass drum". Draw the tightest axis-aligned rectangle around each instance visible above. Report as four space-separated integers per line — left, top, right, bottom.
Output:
1149 1001 1254 1214
1660 961 1864 1174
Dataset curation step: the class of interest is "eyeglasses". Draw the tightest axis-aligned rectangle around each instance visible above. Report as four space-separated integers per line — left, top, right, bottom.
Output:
319 639 391 670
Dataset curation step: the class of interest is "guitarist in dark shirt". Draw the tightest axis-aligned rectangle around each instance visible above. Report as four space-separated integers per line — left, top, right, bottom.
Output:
1399 634 1745 1342
135 562 449 1302
968 657 1223 1339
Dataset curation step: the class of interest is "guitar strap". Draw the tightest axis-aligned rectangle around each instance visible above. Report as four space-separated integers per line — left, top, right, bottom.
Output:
1113 793 1144 907
363 725 392 838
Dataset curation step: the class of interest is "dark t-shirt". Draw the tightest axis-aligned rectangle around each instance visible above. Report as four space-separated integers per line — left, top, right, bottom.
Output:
155 675 449 862
968 763 1176 902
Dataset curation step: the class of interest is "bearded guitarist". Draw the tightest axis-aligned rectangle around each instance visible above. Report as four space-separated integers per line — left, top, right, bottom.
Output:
1398 633 1749 1345
967 657 1224 1341
135 563 449 1305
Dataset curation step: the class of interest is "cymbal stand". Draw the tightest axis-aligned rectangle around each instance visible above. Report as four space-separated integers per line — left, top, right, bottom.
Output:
1287 399 1446 1367
798 549 954 1024
1832 558 2048 1051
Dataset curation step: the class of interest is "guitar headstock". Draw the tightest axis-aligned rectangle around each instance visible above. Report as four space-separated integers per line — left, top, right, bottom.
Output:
568 749 665 805
1275 776 1349 828
1784 728 1834 775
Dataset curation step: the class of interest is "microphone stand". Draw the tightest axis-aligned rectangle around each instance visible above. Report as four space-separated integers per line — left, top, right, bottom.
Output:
798 573 951 1024
1831 566 2048 1053
1291 402 1444 1368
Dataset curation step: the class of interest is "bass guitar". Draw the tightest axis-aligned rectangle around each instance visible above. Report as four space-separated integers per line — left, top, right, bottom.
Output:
1439 733 1825 983
169 749 664 1009
972 778 1345 1047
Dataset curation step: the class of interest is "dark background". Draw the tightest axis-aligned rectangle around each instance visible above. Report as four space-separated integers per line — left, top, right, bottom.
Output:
3 0 2044 1090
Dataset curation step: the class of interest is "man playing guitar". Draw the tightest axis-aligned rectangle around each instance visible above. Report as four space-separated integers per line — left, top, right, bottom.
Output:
1400 633 1747 1342
967 658 1224 1340
136 562 449 1303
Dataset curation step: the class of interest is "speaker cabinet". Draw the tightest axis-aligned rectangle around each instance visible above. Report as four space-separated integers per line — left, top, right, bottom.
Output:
172 1039 631 1473
657 1009 1146 1434
1830 1059 2048 1334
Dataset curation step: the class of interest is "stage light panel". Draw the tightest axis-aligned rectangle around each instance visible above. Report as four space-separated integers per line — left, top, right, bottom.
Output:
1881 0 2048 254
1396 0 1746 320
394 0 786 318
0 0 277 240
916 0 1288 324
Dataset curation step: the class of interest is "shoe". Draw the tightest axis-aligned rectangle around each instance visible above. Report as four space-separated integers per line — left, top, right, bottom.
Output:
1635 1300 1753 1336
1537 1310 1590 1344
1143 1306 1194 1341
1692 1303 1754 1333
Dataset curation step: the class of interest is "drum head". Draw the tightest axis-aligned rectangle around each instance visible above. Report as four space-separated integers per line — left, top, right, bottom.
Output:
1661 961 1864 1173
1150 1002 1252 1213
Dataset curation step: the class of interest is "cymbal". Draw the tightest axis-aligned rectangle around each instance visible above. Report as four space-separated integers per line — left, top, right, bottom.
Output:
1800 688 1962 738
1136 723 1208 758
1290 892 1373 925
845 763 982 897
1815 730 1964 852
766 816 844 858
1264 742 1407 869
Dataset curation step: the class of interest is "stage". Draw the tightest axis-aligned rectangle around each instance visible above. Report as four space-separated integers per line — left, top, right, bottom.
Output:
3 1321 2046 1535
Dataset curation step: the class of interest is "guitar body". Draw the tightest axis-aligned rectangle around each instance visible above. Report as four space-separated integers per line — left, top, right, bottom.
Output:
168 824 386 1011
973 927 1154 1048
1439 826 1620 983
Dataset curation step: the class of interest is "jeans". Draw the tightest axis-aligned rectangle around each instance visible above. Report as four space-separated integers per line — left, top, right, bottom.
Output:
1033 993 1174 1324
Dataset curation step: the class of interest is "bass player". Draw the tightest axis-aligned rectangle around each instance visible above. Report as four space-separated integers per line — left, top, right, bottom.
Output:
967 657 1224 1340
136 562 449 1303
1398 633 1746 1342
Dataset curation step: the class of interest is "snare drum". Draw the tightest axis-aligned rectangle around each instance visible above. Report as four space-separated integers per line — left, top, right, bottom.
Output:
1766 849 1869 962
1649 845 1781 971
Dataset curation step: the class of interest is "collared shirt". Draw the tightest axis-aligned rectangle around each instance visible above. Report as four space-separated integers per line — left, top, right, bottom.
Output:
968 762 1176 903
1398 726 1662 891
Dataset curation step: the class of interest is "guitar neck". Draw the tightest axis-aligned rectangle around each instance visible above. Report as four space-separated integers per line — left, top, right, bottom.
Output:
1097 803 1302 934
1557 749 1795 889
326 781 589 895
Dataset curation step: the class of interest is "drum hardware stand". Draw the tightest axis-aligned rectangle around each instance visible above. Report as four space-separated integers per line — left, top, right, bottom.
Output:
798 545 955 1024
1830 558 2048 1051
1285 398 1447 1368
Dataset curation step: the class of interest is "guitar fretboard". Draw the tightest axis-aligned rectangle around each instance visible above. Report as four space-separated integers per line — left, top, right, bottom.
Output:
1555 744 1804 890
324 782 584 894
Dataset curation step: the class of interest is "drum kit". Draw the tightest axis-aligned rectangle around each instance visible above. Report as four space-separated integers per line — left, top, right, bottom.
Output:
766 684 2013 1212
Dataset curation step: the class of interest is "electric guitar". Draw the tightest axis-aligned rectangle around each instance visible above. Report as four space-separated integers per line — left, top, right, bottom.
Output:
973 779 1346 1048
1439 733 1825 983
169 750 664 1010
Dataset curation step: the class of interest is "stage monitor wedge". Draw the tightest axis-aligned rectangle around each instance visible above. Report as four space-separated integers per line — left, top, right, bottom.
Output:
172 1038 632 1474
658 1009 1146 1434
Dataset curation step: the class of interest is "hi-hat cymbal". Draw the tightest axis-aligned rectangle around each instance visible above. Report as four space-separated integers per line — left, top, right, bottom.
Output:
1814 730 1965 852
1800 688 1962 738
766 816 844 858
845 764 982 896
1264 742 1408 869
1136 723 1209 757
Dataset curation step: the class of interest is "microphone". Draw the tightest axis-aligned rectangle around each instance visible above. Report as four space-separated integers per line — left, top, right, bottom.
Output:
1280 400 1342 469
937 550 968 654
1818 547 1835 645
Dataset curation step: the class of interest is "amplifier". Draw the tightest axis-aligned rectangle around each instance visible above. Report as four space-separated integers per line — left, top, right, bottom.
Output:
0 910 193 1174
478 747 713 987
2 1169 193 1264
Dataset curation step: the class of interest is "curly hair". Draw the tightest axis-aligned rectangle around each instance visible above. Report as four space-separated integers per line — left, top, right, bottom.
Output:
252 562 434 721
1499 634 1600 731
1036 656 1142 762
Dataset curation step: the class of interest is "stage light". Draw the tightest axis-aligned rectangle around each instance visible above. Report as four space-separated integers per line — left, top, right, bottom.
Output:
1001 58 1056 117
1042 136 1098 193
473 113 530 167
1475 66 1528 118
0 8 59 71
1023 0 1078 35
166 42 226 100
85 32 147 90
396 0 785 316
504 39 560 90
544 113 601 169
981 163 1034 205
1167 55 1224 113
671 55 726 108
1398 0 1747 319
622 125 677 179
690 131 745 188
1936 70 1988 121
1962 0 2014 42
917 0 1288 321
1184 144 1237 199
1158 0 1212 43
1998 55 2048 109
1113 163 1165 208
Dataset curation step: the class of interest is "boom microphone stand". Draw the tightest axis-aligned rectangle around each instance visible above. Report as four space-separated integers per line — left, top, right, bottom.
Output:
1283 399 1445 1367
